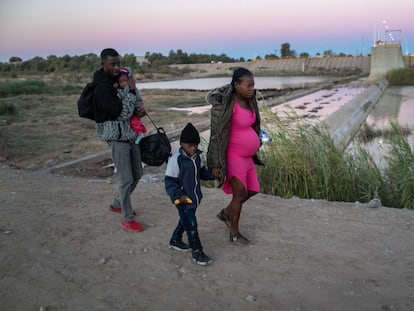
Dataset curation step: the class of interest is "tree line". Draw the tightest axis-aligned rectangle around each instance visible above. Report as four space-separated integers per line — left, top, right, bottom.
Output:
0 50 243 76
0 43 351 76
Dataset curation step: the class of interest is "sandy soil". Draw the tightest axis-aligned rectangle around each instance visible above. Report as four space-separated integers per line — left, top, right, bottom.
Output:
1 159 414 311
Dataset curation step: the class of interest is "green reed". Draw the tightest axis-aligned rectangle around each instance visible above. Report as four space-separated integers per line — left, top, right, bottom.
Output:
382 122 414 209
257 110 399 206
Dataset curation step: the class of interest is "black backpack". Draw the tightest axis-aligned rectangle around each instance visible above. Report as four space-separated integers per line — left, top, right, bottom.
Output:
140 114 171 166
77 82 95 120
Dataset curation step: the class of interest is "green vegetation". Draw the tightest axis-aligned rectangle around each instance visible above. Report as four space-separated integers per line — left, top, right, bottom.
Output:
382 123 414 209
257 114 414 209
0 80 81 97
386 68 414 85
0 50 243 81
0 80 48 97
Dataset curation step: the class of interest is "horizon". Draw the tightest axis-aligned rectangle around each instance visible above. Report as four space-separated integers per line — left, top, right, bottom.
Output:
1 0 413 62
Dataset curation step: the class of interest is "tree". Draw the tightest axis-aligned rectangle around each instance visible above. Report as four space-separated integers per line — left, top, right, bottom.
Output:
122 53 138 71
280 43 296 58
265 53 278 59
323 49 334 56
9 56 22 63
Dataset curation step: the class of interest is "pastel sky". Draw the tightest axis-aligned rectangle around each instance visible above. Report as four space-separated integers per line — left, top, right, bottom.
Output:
0 0 413 62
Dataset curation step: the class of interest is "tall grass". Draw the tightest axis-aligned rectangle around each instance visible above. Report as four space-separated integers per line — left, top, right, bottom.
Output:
257 112 413 209
382 122 414 209
0 80 48 97
347 147 385 202
258 114 361 201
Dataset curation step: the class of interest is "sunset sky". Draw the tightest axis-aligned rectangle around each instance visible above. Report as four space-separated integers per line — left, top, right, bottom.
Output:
0 0 413 62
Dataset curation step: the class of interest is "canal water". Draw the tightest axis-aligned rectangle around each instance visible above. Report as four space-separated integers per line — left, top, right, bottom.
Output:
351 86 414 168
138 76 331 90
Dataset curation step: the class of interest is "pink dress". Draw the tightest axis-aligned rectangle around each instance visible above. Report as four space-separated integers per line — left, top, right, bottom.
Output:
223 102 261 194
130 104 147 135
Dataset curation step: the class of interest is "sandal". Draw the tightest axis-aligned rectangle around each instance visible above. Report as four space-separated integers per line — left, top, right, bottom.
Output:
217 209 231 229
229 231 249 246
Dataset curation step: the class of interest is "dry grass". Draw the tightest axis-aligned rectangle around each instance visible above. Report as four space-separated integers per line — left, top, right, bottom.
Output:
0 89 210 169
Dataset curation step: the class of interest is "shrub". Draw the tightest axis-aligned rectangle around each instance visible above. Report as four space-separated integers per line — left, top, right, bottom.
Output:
386 68 414 85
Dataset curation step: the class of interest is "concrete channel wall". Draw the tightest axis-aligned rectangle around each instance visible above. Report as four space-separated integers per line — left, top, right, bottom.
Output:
369 44 405 80
322 79 389 150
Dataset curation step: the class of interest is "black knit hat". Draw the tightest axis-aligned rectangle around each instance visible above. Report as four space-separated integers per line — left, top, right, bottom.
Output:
180 123 200 144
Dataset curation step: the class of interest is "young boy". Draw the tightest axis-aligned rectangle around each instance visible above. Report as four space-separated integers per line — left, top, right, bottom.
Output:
165 123 213 266
117 67 147 144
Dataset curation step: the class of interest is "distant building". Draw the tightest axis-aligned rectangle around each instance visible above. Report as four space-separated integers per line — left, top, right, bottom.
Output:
135 56 147 65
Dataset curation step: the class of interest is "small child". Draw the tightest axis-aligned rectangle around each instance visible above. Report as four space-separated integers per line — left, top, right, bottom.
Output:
117 67 147 144
165 123 213 266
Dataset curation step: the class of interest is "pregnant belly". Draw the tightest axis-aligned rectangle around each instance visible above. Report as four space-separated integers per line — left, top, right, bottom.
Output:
228 128 260 156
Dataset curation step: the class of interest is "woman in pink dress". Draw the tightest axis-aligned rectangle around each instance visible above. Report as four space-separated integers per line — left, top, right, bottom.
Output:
206 68 263 246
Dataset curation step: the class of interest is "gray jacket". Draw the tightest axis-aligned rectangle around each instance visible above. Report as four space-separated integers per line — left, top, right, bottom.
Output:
95 92 137 142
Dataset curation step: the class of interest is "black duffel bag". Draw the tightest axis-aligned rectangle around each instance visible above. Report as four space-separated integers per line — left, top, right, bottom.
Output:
140 114 171 166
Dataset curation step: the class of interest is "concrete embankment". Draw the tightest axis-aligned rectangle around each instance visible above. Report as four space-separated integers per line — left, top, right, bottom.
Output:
322 79 389 150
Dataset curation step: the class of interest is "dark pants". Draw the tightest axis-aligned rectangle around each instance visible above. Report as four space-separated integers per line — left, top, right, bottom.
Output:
172 205 202 252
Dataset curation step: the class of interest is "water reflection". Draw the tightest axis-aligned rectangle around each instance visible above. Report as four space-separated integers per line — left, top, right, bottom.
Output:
353 86 414 169
366 86 414 130
271 86 366 121
138 76 331 90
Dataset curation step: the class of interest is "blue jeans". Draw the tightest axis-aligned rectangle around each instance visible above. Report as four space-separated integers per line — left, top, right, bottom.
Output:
172 204 202 252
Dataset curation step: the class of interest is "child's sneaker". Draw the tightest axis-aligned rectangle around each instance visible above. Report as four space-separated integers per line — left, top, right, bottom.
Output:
192 250 212 266
169 239 190 252
121 220 144 232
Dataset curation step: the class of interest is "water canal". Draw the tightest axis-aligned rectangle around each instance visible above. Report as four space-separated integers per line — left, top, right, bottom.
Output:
350 86 414 168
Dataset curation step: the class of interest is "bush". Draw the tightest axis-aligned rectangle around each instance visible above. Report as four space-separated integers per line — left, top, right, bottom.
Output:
386 68 414 85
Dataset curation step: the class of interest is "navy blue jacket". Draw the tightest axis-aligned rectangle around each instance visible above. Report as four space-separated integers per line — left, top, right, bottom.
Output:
165 148 213 209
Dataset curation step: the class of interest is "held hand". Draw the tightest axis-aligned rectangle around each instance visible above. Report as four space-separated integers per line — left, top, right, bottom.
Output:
212 167 221 180
134 107 146 118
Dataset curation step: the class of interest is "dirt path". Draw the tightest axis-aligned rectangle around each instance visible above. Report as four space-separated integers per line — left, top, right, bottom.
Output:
1 162 413 311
